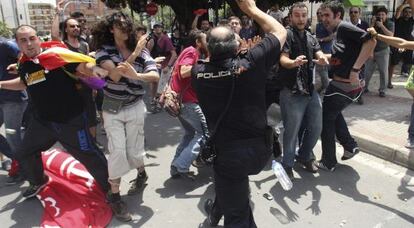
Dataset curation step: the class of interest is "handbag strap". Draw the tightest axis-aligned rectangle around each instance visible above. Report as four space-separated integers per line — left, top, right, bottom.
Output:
204 57 239 142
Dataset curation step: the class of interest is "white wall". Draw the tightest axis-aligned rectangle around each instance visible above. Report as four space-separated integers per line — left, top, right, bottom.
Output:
0 0 30 28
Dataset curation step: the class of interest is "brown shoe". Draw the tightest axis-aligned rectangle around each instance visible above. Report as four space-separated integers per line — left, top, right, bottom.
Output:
110 200 132 222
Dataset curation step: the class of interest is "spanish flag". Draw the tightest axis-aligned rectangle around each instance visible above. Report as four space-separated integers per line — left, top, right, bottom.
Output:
19 41 105 89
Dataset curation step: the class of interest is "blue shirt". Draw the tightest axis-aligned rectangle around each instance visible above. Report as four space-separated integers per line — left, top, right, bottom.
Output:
0 37 26 102
316 23 332 54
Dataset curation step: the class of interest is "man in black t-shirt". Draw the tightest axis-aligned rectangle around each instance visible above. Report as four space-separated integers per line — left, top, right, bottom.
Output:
0 25 110 198
389 2 414 86
317 1 376 171
192 0 287 226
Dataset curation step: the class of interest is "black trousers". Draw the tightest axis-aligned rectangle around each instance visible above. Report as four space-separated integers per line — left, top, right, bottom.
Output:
213 138 271 228
15 112 110 192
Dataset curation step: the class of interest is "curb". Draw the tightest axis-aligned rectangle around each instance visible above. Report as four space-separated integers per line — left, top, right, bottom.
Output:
351 131 414 170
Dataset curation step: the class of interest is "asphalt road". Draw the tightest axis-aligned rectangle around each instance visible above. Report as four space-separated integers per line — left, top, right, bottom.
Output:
0 111 413 228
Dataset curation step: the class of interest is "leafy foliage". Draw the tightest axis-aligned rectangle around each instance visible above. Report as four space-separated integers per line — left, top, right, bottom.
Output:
0 21 12 38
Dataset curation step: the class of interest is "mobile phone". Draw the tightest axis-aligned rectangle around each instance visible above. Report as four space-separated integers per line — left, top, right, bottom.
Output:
146 33 153 41
376 16 381 22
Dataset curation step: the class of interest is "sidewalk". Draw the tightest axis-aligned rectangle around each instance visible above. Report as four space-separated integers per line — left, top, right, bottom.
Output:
344 71 414 169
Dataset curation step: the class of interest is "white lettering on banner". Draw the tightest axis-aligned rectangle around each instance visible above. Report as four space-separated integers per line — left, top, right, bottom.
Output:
60 157 76 177
46 150 60 169
66 160 94 191
38 195 61 217
197 70 232 79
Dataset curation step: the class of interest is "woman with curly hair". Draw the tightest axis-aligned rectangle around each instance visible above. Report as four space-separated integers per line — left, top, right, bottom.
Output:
91 12 159 222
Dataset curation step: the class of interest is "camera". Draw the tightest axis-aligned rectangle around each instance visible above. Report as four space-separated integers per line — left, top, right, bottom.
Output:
376 16 381 22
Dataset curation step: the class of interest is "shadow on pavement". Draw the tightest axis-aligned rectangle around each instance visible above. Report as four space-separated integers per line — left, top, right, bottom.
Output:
144 112 183 152
269 164 414 225
8 197 42 228
398 149 414 202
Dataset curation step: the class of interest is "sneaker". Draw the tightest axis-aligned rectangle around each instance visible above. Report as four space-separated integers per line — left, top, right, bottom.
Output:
283 166 294 180
297 159 318 173
22 176 48 198
1 159 11 171
204 199 222 227
379 91 386 97
110 200 132 222
127 171 148 195
170 166 196 181
341 147 360 161
402 72 409 77
191 155 206 168
405 140 414 149
6 174 24 186
316 160 336 172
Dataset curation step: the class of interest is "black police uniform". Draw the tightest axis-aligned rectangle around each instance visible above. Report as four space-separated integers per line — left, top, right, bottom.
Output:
192 34 281 227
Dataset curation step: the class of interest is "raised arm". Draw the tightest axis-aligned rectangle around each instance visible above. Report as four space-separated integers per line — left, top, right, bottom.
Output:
236 0 287 48
51 0 64 41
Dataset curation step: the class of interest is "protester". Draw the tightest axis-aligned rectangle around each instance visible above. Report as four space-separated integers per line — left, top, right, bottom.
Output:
192 0 287 226
0 25 110 198
147 23 177 113
278 2 328 179
166 30 209 179
92 12 159 221
317 1 376 171
228 16 242 34
389 0 414 87
0 37 27 185
364 6 394 97
192 11 211 32
240 15 256 40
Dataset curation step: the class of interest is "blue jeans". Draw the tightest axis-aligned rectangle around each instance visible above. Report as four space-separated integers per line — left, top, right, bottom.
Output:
320 84 355 168
172 103 207 172
0 101 27 159
408 102 414 142
280 89 322 168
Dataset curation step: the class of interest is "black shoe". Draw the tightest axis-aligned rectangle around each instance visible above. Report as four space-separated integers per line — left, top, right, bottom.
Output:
283 166 294 180
379 91 386 97
387 84 394 89
204 199 222 227
297 159 318 173
6 174 24 186
364 88 369 93
191 155 206 168
128 170 148 195
23 177 48 198
170 166 195 181
315 160 336 172
341 147 360 161
110 200 132 222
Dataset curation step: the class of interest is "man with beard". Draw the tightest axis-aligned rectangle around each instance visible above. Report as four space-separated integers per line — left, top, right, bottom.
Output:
278 2 328 179
166 30 209 179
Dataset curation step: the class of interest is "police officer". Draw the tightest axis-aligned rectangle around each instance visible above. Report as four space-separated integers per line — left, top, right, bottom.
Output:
192 0 287 227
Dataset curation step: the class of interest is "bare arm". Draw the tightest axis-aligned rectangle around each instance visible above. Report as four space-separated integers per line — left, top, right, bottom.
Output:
353 38 377 70
167 50 178 67
279 53 308 69
117 62 159 82
0 78 27 91
76 62 108 78
180 65 193 78
99 60 122 82
51 1 64 41
236 0 287 48
377 34 414 50
191 15 200 30
126 34 148 64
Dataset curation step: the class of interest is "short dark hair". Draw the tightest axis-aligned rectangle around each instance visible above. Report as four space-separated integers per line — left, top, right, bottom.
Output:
135 24 147 33
320 1 345 20
207 26 238 58
70 11 84 19
289 2 308 15
374 6 388 15
14 24 37 40
62 18 78 40
349 6 361 13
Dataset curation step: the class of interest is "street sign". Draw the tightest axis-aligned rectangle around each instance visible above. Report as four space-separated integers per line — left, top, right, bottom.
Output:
145 2 158 16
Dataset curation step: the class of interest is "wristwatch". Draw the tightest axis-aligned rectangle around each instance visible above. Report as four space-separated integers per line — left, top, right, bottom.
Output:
351 68 361 73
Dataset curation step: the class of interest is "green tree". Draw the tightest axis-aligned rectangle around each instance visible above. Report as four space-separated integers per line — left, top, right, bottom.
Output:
102 0 322 31
0 21 12 38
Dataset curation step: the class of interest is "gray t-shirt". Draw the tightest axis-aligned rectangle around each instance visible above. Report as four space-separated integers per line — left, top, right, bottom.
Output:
374 20 394 52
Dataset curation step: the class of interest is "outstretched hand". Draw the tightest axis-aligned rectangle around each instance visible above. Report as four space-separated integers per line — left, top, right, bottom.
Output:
236 0 257 14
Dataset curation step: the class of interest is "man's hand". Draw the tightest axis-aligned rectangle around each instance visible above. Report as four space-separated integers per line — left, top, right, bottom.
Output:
294 55 308 67
313 56 329 66
7 63 18 74
367 27 378 37
92 66 108 78
56 0 64 14
236 0 257 15
135 34 149 53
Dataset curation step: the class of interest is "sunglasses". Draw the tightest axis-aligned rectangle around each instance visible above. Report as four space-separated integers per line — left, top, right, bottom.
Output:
69 25 80 28
350 11 359 14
